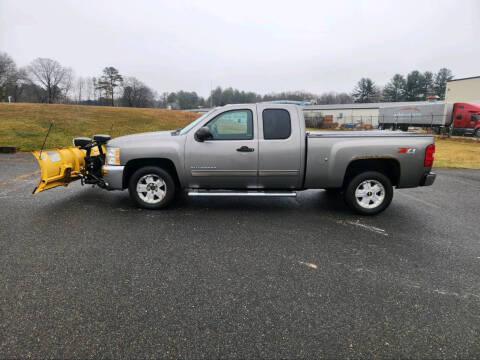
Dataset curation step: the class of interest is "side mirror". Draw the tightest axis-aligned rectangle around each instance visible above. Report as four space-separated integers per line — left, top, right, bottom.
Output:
195 126 213 142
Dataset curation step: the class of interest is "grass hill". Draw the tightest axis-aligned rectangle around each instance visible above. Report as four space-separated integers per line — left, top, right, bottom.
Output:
0 103 200 151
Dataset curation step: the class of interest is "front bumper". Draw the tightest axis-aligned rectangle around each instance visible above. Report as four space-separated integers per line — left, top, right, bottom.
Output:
420 172 436 186
102 165 125 190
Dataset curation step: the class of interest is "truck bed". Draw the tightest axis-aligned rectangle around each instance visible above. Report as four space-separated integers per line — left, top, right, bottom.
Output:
304 130 434 189
307 130 433 137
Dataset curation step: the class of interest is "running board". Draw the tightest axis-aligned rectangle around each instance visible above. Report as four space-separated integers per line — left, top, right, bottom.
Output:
188 189 297 197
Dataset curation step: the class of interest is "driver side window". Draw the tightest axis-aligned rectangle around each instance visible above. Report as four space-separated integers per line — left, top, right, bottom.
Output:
206 110 253 140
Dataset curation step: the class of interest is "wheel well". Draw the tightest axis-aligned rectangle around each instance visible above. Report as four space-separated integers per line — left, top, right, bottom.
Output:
123 158 180 189
343 158 400 187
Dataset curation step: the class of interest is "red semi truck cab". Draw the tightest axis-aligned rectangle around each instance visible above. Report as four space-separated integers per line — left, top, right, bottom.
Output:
451 102 480 137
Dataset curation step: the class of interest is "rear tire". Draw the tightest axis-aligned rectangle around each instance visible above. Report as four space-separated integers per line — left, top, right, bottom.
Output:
344 171 393 215
128 166 176 209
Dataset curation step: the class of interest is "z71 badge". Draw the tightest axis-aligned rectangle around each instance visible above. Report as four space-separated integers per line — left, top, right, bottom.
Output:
397 147 416 154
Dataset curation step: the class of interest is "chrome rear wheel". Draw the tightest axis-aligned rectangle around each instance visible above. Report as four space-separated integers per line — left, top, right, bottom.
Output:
344 171 393 215
355 180 386 209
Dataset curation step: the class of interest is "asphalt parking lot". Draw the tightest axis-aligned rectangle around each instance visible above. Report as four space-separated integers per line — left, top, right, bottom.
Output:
1 153 479 358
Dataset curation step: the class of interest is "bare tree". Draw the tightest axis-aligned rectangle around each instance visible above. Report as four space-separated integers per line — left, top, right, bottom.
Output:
159 92 169 108
0 52 17 101
8 67 29 102
27 58 71 103
75 76 85 103
121 76 155 108
317 92 353 105
92 77 98 103
61 68 74 103
84 77 94 102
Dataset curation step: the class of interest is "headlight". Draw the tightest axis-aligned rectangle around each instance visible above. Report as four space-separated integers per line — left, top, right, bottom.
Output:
106 147 120 165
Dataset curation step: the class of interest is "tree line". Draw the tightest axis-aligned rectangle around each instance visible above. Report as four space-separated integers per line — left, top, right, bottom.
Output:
0 53 157 107
352 68 454 103
0 51 454 109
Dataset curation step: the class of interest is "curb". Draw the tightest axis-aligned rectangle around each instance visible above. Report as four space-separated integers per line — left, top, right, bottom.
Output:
0 146 18 154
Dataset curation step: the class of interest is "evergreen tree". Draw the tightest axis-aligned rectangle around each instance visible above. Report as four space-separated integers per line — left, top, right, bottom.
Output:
382 74 406 102
97 67 123 106
405 71 425 101
434 68 454 99
352 78 380 103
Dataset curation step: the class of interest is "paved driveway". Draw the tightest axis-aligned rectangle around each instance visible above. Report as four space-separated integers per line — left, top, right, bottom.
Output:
1 153 479 358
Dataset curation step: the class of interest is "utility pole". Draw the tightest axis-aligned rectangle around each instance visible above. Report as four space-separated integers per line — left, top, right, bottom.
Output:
210 81 213 107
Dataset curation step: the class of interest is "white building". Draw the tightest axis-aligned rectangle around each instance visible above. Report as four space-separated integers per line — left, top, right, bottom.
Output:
445 76 480 103
303 103 380 127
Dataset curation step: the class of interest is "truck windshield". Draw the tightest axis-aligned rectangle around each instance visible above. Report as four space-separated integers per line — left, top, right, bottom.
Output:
178 110 214 135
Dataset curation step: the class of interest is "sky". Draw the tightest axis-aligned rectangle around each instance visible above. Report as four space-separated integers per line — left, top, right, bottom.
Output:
0 0 479 97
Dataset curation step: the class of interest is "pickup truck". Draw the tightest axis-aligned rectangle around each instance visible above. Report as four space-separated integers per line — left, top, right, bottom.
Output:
33 103 436 215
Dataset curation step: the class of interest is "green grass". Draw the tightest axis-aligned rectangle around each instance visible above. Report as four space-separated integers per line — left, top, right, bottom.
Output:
0 103 200 151
434 138 480 169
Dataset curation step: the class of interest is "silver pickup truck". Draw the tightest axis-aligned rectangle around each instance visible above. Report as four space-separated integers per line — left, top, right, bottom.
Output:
33 103 436 215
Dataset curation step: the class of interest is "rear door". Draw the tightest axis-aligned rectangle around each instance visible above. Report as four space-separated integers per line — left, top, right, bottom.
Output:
184 105 259 189
257 104 303 189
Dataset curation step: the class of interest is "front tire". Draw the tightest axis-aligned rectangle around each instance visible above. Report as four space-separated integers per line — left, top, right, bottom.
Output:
344 171 393 215
128 166 176 209
475 128 480 138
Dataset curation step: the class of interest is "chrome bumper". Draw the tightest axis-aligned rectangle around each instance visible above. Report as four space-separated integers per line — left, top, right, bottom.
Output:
421 172 436 186
102 165 125 190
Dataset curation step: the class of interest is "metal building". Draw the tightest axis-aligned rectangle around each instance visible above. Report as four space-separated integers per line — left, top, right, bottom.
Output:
302 101 443 127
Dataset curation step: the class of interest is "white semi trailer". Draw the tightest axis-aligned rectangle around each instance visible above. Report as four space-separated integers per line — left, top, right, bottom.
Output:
378 101 480 137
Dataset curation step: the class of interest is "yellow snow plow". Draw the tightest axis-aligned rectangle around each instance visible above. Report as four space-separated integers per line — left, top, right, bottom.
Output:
32 135 110 194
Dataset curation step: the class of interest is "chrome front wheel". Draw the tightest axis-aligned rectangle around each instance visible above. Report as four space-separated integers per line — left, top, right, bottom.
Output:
136 174 167 204
129 166 176 209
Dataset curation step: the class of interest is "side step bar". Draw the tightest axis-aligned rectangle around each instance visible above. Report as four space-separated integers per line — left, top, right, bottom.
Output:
188 189 297 197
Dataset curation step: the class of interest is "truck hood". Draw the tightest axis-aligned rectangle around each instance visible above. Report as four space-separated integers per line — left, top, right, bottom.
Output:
107 130 174 147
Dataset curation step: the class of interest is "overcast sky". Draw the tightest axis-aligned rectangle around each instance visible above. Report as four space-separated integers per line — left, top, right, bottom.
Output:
1 0 478 97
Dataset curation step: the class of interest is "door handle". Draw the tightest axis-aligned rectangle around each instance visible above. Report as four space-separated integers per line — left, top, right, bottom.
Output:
237 146 254 152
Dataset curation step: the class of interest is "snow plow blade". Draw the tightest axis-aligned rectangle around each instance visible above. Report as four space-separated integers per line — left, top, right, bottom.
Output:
32 135 109 194
32 147 87 194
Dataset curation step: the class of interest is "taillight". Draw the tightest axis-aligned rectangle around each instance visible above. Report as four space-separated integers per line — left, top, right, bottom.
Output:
425 144 435 167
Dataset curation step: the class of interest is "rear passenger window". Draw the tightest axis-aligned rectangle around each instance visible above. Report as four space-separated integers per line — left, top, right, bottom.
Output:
263 109 291 140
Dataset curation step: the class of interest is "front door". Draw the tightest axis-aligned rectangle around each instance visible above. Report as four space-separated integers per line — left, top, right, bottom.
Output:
185 106 258 189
